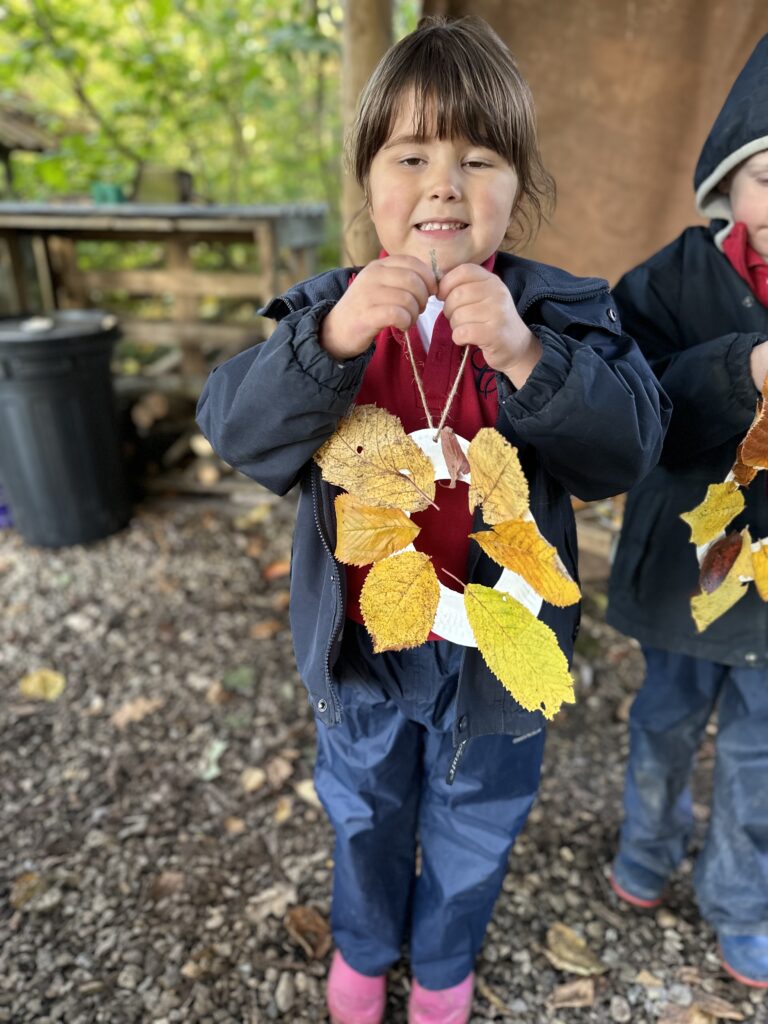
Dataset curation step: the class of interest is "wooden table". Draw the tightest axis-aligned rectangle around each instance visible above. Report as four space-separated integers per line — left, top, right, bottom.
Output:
0 201 326 379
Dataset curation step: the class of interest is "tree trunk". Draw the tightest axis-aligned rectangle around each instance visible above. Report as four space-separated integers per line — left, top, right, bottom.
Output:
421 0 765 284
340 0 393 265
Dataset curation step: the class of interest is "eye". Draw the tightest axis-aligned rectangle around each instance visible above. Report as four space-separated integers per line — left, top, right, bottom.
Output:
463 160 491 169
399 156 425 167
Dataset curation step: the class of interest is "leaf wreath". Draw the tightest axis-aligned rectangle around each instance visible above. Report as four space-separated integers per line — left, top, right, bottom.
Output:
314 409 581 718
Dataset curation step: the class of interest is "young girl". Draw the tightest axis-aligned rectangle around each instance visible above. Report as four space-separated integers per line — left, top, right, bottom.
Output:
197 17 668 1024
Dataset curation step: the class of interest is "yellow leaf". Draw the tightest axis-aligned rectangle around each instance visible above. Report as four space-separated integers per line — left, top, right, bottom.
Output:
464 584 575 718
753 538 768 601
314 405 436 512
19 668 65 701
544 922 608 976
691 528 752 632
334 493 420 566
680 481 745 546
466 428 528 524
360 551 440 652
470 519 580 607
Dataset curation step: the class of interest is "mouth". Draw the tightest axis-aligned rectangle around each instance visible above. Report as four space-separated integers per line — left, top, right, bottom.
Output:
415 221 468 232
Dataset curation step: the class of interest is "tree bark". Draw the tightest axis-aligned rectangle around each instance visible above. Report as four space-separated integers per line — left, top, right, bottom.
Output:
340 0 393 265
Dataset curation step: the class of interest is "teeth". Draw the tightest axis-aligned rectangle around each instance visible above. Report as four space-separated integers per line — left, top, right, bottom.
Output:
418 222 466 231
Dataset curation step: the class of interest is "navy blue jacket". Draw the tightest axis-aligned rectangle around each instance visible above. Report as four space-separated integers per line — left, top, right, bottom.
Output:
607 34 768 667
197 251 669 743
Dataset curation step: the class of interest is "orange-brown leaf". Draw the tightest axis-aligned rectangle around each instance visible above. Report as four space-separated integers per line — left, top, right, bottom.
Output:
731 440 758 487
440 427 470 488
739 379 768 468
691 528 752 632
698 532 745 594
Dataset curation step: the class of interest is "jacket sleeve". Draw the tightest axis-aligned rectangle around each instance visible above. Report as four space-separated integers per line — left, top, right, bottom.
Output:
195 301 373 495
612 261 764 467
496 298 671 501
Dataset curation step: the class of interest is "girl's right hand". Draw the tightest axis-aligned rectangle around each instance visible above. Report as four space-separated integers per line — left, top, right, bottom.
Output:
319 255 437 361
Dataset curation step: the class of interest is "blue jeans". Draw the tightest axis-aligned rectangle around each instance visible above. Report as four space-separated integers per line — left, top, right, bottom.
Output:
619 646 768 936
315 621 545 988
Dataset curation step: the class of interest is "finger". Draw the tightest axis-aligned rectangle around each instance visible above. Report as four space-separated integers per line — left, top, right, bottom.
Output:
437 262 490 300
442 283 492 321
380 254 438 296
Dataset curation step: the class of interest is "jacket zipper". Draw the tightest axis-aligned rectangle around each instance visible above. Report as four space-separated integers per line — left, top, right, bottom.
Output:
310 463 343 722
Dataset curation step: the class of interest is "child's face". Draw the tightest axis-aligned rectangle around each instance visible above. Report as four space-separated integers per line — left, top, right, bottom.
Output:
729 151 768 259
366 93 518 273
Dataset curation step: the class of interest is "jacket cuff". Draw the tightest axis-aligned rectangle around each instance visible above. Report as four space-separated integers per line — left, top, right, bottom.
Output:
289 301 373 393
497 325 572 420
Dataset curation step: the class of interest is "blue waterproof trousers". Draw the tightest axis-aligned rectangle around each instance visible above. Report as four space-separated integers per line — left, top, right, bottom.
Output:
314 622 545 989
619 646 768 936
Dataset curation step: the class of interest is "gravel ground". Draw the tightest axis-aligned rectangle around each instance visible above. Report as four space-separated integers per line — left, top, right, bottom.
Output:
1 494 766 1024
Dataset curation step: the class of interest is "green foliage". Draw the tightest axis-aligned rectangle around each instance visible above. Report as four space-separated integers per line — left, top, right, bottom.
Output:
0 0 419 267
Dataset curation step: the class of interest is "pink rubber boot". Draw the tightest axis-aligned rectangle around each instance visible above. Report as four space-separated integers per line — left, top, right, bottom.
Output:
326 950 387 1024
408 972 475 1024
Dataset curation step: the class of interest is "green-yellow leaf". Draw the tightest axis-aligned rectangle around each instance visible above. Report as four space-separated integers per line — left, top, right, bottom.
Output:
314 405 436 512
467 428 528 524
360 551 440 652
464 584 574 718
334 493 420 566
19 668 66 702
470 519 580 607
680 481 745 546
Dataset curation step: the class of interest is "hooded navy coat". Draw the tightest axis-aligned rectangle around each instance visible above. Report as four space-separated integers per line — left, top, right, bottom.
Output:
197 251 668 743
607 34 768 665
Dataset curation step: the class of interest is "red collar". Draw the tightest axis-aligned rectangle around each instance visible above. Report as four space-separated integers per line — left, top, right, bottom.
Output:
722 222 768 307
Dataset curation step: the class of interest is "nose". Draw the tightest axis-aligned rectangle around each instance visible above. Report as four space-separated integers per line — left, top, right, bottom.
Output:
428 161 462 201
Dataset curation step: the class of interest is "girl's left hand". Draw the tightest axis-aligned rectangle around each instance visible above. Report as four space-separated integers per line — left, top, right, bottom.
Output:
438 263 542 389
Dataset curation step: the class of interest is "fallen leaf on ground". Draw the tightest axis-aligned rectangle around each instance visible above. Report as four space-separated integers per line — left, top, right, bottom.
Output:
360 551 440 652
680 482 744 546
334 493 420 566
233 504 271 530
19 668 65 702
544 922 608 976
274 795 293 823
294 779 322 807
197 739 228 781
111 696 164 729
271 589 291 611
464 585 575 718
150 871 185 900
475 976 515 1017
262 558 291 581
550 977 595 1008
692 993 744 1020
10 872 47 910
249 618 283 639
245 537 265 559
285 905 332 959
224 816 246 835
467 428 529 524
470 519 580 607
314 405 436 512
205 681 233 706
245 883 297 925
265 755 294 789
657 1007 712 1024
241 767 267 793
634 969 664 988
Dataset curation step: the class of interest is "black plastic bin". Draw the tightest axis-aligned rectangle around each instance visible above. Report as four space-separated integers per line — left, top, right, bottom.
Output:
0 310 131 547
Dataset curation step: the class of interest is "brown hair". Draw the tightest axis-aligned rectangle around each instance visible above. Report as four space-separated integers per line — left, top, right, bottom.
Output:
346 16 555 248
